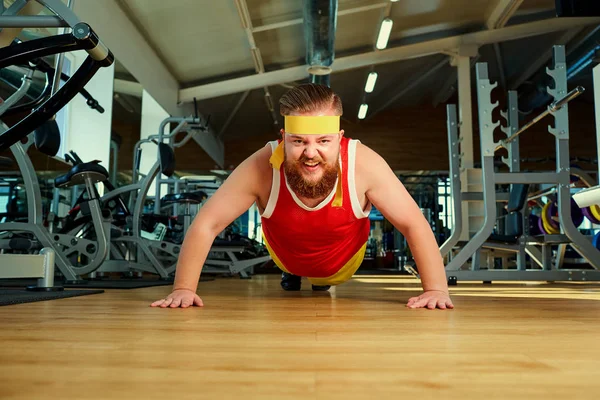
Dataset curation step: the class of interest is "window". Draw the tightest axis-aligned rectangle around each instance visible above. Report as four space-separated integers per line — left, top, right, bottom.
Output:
438 177 453 230
0 185 9 214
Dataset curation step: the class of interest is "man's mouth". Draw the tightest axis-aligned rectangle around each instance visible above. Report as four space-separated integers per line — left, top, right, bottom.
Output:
302 161 320 172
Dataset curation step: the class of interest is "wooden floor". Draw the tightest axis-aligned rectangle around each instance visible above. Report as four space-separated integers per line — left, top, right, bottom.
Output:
1 274 600 400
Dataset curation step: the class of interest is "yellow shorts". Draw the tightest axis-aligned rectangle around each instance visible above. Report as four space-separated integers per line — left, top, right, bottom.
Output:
263 238 367 286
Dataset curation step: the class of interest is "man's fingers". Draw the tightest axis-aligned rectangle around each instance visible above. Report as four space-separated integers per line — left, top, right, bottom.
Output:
152 294 204 309
407 295 455 310
150 299 163 307
160 298 174 308
151 297 170 307
408 297 429 309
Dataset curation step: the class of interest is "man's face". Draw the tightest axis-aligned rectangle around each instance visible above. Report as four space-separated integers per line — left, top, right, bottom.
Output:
283 110 344 199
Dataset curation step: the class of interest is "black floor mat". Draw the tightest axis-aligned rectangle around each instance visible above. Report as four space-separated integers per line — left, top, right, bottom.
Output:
354 268 409 275
0 276 214 290
0 288 104 306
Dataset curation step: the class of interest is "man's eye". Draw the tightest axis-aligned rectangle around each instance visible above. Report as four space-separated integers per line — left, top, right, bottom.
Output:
294 140 303 144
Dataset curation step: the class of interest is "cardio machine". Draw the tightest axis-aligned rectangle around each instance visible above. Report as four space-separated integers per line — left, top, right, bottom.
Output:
0 0 114 288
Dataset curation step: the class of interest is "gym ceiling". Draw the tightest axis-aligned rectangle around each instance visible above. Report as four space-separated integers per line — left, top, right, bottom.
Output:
3 0 600 169
109 0 599 139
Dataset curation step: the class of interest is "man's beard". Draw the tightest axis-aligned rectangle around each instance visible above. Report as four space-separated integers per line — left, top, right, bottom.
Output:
284 152 339 199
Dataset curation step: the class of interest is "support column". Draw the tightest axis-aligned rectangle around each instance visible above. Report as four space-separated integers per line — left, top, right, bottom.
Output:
456 56 474 168
594 63 600 180
452 46 478 169
452 45 479 241
140 90 169 201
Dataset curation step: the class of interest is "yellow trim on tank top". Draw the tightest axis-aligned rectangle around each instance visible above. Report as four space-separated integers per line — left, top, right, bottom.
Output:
262 235 366 285
262 235 291 274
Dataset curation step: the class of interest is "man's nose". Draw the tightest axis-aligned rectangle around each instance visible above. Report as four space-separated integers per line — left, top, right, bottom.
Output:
303 144 318 159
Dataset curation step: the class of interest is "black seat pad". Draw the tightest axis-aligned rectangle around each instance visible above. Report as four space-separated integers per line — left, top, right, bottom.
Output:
487 234 519 245
34 120 61 156
0 156 13 168
158 142 175 177
213 239 248 247
55 161 109 187
161 190 207 205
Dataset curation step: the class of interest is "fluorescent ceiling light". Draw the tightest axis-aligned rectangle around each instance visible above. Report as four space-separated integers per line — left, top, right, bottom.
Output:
376 18 393 50
365 72 378 93
358 104 368 119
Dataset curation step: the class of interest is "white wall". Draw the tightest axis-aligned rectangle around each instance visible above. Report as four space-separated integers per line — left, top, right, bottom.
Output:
62 51 115 172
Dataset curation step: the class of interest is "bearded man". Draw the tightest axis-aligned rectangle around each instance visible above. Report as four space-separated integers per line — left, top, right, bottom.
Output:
151 83 453 310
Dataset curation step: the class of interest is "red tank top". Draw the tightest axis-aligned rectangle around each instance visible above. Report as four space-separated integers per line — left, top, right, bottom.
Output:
260 137 371 278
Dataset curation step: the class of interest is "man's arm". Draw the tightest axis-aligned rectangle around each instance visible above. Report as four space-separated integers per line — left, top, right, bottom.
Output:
357 144 452 308
171 146 271 294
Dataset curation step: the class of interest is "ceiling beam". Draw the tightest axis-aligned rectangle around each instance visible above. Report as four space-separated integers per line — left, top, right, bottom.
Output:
114 79 143 97
252 2 388 33
180 16 600 102
234 0 279 128
180 66 306 102
73 0 181 117
485 0 525 30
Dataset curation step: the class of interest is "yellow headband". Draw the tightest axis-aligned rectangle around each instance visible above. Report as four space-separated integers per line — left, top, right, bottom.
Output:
284 116 340 135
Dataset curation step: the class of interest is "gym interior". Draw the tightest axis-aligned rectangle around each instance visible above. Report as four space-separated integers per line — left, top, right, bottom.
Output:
1 0 600 399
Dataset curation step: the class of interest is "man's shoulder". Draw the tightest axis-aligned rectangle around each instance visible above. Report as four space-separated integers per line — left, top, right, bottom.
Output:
253 142 275 169
354 141 380 166
250 143 275 203
353 142 389 184
247 143 275 183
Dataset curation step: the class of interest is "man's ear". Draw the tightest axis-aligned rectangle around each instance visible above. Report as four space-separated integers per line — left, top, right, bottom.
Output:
339 129 345 141
280 129 285 139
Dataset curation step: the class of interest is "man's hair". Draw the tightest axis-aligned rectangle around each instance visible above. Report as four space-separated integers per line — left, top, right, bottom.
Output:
279 83 343 116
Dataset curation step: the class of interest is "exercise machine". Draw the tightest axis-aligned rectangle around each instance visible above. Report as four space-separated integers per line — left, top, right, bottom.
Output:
440 45 600 282
0 151 57 291
573 51 600 210
0 0 114 286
